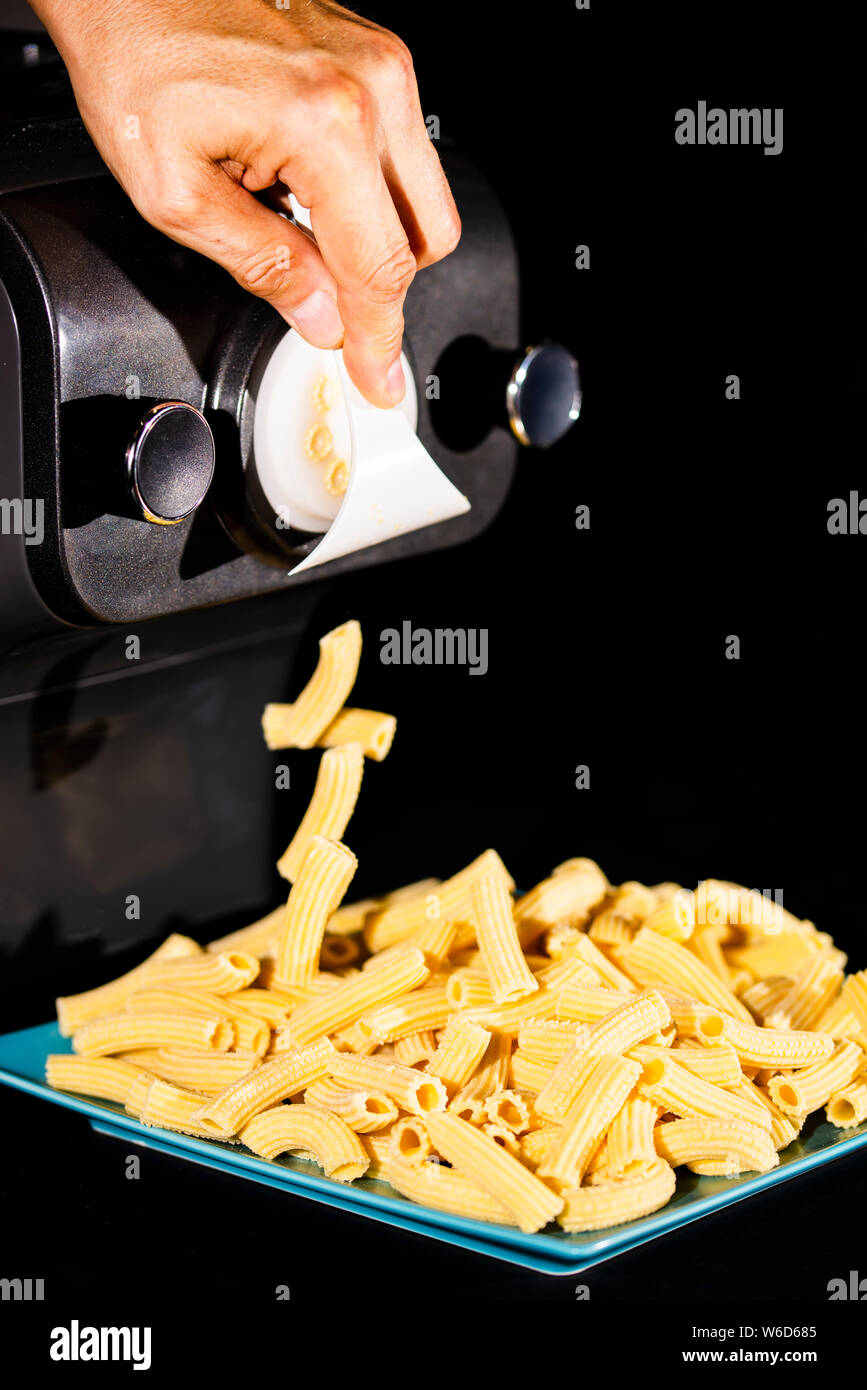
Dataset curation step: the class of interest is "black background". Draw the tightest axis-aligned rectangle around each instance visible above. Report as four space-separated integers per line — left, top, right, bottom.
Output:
1 0 865 1340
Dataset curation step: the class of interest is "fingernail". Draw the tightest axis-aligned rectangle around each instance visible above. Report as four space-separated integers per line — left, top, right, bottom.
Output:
385 357 406 404
289 290 343 346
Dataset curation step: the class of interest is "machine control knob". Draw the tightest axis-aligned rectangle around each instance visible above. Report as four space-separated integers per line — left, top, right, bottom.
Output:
125 401 215 525
506 342 582 448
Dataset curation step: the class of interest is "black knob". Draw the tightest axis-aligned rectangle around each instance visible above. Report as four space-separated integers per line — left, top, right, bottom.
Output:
506 343 582 448
125 402 215 525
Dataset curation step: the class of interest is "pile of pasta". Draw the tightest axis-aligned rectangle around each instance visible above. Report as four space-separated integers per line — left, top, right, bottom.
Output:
48 620 867 1234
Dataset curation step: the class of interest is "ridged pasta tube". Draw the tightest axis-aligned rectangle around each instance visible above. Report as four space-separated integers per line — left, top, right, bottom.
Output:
240 1103 369 1181
55 933 201 1036
556 983 636 1024
483 1089 531 1134
139 1079 220 1138
73 1011 233 1057
120 1048 261 1094
513 858 609 939
654 1117 778 1174
275 837 358 986
261 620 362 749
616 927 752 1021
46 1054 146 1104
394 1031 439 1066
768 1040 864 1115
842 972 867 1037
428 1017 492 1092
317 707 397 762
536 991 669 1122
472 859 537 1004
605 1096 660 1175
276 946 429 1048
638 1054 773 1130
827 1079 867 1128
277 744 365 883
450 1033 511 1107
765 956 844 1031
632 1041 742 1088
384 1155 512 1223
388 1116 433 1162
140 951 260 995
537 1054 642 1187
125 988 269 1055
720 1016 835 1067
194 1038 335 1137
303 1077 399 1132
641 893 695 942
327 1053 448 1115
358 985 451 1044
558 1159 676 1232
362 849 514 953
425 1110 564 1232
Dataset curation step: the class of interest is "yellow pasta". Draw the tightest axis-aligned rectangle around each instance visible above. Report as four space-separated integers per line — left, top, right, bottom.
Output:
125 988 269 1055
428 1017 492 1092
327 1053 447 1116
827 1079 867 1128
654 1117 778 1174
471 859 538 1005
605 1096 660 1175
223 989 294 1025
384 1155 512 1224
138 1078 219 1138
388 1116 433 1162
317 708 397 762
513 858 608 940
768 1040 864 1115
616 927 752 1021
261 619 362 750
394 1030 439 1066
56 933 201 1036
425 1110 564 1232
557 932 638 993
194 1038 335 1137
362 849 514 953
73 1011 233 1058
276 945 429 1048
536 991 669 1122
46 1054 146 1104
358 985 451 1045
118 1048 261 1095
765 956 844 1032
842 972 867 1038
303 1076 399 1132
483 1089 531 1134
720 1016 835 1067
139 951 260 996
641 893 695 942
556 982 636 1024
559 1159 676 1231
277 744 365 883
240 1103 369 1181
275 836 358 986
537 1054 642 1187
638 1053 773 1130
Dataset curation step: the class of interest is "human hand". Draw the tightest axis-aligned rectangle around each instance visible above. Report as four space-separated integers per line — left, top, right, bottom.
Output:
31 0 461 406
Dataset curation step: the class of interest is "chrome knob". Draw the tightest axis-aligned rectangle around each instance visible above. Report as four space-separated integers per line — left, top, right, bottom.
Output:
506 342 582 448
125 402 215 525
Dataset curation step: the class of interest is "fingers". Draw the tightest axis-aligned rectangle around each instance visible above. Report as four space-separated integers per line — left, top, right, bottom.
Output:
140 162 345 348
359 28 462 270
277 77 420 407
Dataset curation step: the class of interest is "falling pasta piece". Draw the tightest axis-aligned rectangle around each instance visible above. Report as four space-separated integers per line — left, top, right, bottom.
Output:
261 619 362 750
324 457 350 496
304 423 334 461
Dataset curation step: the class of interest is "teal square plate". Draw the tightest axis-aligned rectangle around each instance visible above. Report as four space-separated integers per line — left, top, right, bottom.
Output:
2 1020 866 1276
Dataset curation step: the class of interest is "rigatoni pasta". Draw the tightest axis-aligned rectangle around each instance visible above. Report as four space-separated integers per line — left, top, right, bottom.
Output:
44 617 867 1239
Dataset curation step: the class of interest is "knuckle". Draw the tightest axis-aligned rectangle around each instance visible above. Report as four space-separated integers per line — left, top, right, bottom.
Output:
307 67 373 134
365 242 417 300
142 179 204 234
367 30 415 88
234 242 294 299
